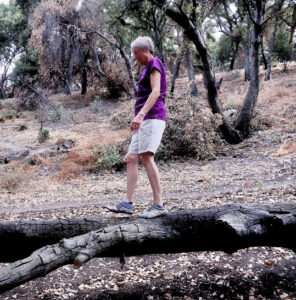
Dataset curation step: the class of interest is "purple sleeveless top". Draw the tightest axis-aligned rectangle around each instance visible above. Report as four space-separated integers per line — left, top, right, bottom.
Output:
135 57 166 121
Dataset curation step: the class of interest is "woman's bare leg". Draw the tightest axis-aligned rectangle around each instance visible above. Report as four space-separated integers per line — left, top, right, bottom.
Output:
139 152 163 206
124 153 139 203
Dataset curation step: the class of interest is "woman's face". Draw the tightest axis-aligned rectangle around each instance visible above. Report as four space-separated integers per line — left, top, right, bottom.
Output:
132 46 149 65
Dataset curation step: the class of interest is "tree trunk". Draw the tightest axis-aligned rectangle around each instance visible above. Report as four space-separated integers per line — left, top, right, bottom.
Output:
93 51 106 77
81 67 87 95
243 27 251 81
154 28 165 63
0 203 295 293
236 1 265 138
0 84 6 100
229 40 240 71
153 3 242 144
185 47 199 96
118 46 137 96
0 69 7 100
170 45 185 96
261 40 268 70
65 78 71 96
265 22 278 81
289 3 296 44
0 216 134 262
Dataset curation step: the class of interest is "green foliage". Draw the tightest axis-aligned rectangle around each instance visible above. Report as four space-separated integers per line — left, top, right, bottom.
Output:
93 144 123 170
17 123 28 131
38 129 49 143
0 2 29 58
234 69 241 78
273 28 293 63
0 1 31 97
257 181 264 189
48 102 64 122
11 47 39 81
4 110 14 120
89 96 101 113
214 35 233 68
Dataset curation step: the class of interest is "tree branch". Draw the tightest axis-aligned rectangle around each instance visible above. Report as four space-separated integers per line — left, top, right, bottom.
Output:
241 0 257 25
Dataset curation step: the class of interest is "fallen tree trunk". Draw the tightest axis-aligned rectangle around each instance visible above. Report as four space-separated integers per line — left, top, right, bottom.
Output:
0 203 296 293
0 139 75 165
0 216 136 262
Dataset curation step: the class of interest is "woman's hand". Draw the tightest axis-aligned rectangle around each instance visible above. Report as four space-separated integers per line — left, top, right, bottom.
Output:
131 112 145 131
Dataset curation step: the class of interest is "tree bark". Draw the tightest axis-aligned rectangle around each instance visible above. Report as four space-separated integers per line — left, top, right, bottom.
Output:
81 66 87 95
185 47 199 96
118 46 137 96
64 78 71 96
0 216 135 262
229 40 240 71
236 1 266 138
170 45 185 96
93 50 105 77
265 22 278 81
289 3 296 44
261 40 268 70
0 85 6 100
0 203 295 293
243 27 251 81
154 27 165 63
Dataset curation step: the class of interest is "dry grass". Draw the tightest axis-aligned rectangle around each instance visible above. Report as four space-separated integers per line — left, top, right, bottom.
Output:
55 126 130 181
259 84 296 104
50 88 98 106
272 140 296 157
0 163 35 192
111 101 134 130
54 144 99 181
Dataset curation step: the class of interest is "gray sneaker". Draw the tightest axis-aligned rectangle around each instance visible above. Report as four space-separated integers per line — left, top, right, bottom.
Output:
139 204 168 219
103 202 134 215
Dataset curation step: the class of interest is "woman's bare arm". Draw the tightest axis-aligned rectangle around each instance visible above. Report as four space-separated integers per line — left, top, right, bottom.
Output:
130 69 161 131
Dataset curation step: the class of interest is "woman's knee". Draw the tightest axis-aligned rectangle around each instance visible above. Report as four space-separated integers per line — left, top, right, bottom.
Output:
124 153 138 164
139 152 154 165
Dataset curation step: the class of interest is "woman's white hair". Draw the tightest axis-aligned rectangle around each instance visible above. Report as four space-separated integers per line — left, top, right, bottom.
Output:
130 36 154 54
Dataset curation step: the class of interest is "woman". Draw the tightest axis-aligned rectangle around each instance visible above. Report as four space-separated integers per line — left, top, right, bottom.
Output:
105 36 167 219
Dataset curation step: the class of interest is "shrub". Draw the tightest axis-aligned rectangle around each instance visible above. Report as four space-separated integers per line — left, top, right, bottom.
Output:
38 129 50 143
16 94 41 111
93 144 124 170
48 102 65 122
101 60 130 99
116 96 224 161
89 96 101 113
4 110 14 120
157 96 224 160
111 100 134 129
17 123 28 131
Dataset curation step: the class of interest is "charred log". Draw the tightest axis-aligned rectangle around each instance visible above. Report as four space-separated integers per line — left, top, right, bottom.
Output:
0 203 295 293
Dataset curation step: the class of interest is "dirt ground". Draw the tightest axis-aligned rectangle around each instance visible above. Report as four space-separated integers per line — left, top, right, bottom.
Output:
0 65 296 299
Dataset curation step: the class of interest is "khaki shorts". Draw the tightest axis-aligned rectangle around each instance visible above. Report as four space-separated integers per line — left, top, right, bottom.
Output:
127 119 166 155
